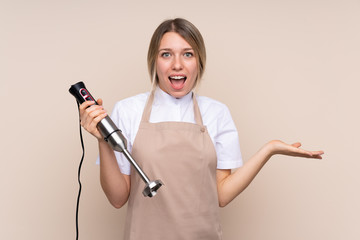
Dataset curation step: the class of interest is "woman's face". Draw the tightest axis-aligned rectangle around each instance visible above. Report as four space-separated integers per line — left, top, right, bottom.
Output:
156 32 198 98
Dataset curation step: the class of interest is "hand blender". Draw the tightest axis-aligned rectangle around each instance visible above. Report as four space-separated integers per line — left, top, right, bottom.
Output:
69 81 163 197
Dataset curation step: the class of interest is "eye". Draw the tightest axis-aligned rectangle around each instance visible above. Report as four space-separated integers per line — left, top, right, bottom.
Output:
161 52 171 58
184 52 193 58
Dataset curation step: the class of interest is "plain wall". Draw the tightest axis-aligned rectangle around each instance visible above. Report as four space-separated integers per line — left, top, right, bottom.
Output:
1 0 359 239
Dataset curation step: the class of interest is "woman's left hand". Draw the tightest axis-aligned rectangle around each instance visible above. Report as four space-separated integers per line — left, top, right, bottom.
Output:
266 140 324 159
216 140 324 207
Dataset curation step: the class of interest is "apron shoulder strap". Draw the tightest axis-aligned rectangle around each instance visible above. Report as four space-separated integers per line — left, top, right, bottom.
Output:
140 90 155 123
192 93 203 126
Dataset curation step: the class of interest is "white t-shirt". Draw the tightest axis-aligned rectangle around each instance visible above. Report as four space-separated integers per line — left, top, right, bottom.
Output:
99 87 243 175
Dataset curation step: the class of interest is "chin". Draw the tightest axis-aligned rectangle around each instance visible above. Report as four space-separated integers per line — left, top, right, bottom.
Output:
170 91 186 99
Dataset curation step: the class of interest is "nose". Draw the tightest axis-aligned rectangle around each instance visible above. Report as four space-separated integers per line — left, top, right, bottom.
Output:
172 55 183 70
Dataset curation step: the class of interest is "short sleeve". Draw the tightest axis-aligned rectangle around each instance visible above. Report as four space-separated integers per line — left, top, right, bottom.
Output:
214 106 243 169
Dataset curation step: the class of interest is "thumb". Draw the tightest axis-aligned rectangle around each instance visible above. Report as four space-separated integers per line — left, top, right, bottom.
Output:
97 98 103 106
291 142 302 148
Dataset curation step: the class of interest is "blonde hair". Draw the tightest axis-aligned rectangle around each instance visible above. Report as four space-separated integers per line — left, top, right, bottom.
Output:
147 18 206 89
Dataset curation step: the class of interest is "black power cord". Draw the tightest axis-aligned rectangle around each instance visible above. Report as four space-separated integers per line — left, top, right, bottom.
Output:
75 101 85 240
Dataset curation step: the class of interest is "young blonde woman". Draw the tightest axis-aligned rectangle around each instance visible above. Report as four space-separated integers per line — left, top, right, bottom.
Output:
79 18 324 240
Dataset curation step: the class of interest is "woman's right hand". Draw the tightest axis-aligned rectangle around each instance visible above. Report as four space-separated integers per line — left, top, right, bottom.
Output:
79 98 108 140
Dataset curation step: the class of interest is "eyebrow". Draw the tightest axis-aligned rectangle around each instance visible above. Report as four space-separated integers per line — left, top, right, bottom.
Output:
158 48 194 51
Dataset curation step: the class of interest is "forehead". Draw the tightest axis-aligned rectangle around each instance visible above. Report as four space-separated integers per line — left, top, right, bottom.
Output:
159 32 192 50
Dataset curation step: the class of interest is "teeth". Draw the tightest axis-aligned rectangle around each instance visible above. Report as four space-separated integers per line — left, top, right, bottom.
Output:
169 76 185 80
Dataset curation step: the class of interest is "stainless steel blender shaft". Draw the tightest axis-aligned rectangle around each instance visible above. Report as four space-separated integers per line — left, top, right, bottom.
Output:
98 116 163 197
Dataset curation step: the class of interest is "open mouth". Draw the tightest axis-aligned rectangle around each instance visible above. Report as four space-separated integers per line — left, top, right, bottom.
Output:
168 75 187 90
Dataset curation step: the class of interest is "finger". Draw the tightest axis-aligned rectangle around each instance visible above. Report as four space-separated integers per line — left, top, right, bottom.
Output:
303 154 323 159
281 145 315 157
309 151 325 159
289 143 324 157
297 150 324 159
88 108 107 120
82 106 106 124
88 112 107 132
79 100 96 111
85 104 105 115
97 98 103 106
294 148 314 157
81 105 105 127
302 150 324 156
311 150 324 155
291 142 302 148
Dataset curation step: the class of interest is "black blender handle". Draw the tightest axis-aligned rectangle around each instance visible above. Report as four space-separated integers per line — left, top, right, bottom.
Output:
69 81 98 105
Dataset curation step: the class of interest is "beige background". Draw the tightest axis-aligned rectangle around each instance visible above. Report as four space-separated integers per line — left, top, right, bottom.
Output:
1 0 359 239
